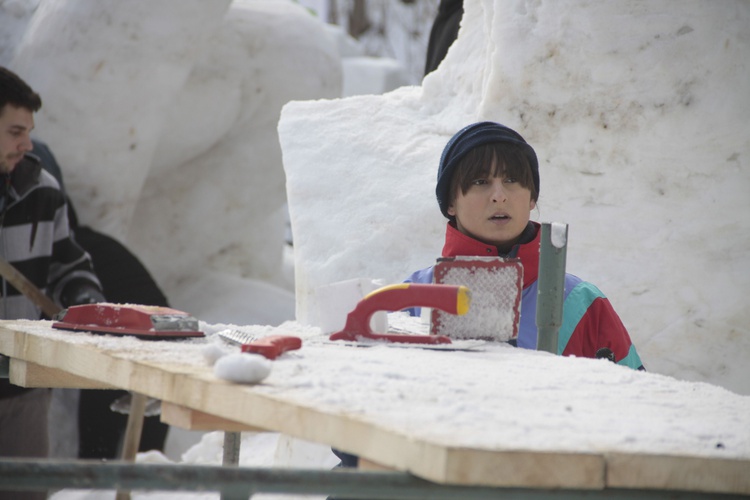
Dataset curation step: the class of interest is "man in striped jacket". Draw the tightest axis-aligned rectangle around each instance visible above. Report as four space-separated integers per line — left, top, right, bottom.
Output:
0 66 104 500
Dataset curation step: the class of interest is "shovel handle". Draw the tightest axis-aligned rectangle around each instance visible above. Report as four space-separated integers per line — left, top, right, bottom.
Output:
0 257 61 317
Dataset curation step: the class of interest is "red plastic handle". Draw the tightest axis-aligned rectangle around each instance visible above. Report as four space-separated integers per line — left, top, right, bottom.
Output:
241 335 302 360
329 283 471 344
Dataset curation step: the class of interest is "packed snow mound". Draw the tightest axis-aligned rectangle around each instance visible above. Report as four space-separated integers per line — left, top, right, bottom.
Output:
4 0 342 326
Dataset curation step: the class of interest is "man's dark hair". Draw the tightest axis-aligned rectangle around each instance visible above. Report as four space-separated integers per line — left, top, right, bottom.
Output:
0 66 42 114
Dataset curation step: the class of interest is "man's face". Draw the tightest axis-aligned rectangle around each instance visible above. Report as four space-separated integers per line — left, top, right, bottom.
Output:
0 104 35 174
447 163 536 253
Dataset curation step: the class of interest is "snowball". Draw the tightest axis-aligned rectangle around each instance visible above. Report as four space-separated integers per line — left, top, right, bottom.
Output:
214 353 272 384
202 342 233 366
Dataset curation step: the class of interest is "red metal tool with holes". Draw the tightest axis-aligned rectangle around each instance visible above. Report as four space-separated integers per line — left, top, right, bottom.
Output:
219 329 302 360
329 283 471 344
241 336 301 360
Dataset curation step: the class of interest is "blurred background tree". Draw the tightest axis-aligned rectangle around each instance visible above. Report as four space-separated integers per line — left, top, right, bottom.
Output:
302 0 442 84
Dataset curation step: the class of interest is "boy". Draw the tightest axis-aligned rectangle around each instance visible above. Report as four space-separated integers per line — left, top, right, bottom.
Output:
406 121 643 370
333 122 645 473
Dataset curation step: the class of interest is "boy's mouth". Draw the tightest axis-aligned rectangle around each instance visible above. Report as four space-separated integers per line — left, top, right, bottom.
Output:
489 213 510 220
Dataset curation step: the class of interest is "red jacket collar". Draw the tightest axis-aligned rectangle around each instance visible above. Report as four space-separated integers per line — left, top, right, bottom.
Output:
441 221 540 288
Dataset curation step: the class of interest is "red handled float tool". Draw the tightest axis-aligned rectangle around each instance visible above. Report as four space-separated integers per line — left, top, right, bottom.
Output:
329 283 471 345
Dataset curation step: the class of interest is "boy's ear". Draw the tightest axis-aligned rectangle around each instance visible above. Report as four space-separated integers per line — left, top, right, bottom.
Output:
447 202 457 217
529 199 537 210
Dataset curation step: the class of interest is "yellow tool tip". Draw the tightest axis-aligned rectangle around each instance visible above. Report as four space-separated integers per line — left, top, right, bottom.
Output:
456 286 471 315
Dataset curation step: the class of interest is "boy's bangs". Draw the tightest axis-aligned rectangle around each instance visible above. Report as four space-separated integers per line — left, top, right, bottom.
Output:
453 143 535 198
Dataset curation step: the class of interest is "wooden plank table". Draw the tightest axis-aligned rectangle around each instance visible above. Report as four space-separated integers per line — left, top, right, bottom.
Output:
1 319 748 496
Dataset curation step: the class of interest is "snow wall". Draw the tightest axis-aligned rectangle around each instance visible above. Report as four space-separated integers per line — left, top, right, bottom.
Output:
279 0 750 395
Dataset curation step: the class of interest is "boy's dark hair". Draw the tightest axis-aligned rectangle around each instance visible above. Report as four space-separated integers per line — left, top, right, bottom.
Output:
0 66 42 114
448 142 538 207
436 122 539 219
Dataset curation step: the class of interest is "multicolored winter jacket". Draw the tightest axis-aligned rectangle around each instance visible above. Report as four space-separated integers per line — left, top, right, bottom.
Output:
405 221 644 370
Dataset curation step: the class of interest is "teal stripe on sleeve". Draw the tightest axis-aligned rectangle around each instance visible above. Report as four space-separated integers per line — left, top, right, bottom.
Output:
618 344 644 370
557 282 604 355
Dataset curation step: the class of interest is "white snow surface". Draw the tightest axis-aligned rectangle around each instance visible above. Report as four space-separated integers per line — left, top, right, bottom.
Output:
0 0 748 498
3 317 736 499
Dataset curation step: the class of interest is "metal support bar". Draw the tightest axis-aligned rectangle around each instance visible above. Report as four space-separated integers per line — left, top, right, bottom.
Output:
223 431 242 466
536 222 568 354
222 431 243 500
0 459 739 500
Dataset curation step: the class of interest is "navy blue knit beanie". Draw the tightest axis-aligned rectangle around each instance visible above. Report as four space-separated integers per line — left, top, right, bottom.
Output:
436 121 539 219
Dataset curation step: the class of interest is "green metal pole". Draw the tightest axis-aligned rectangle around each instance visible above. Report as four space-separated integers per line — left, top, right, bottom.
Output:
222 431 243 500
536 222 568 355
0 459 737 499
223 431 242 466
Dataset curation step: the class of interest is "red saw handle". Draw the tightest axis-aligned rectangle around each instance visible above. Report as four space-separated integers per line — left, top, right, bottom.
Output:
241 335 302 360
329 283 471 344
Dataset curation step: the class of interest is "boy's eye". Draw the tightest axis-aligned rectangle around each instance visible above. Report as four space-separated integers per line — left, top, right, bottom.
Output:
472 178 488 185
504 177 518 184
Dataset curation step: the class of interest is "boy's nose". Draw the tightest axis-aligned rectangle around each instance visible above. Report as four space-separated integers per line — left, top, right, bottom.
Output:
490 179 507 202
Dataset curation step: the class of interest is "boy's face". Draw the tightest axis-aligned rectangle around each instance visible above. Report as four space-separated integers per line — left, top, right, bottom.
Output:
447 161 536 252
0 104 35 174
